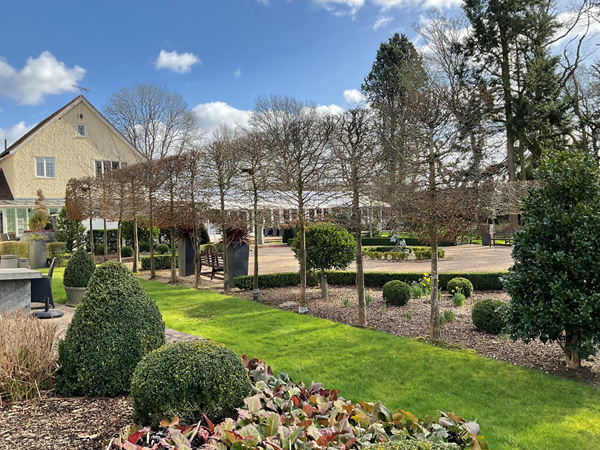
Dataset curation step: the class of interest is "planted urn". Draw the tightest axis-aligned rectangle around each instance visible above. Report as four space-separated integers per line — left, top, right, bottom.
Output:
63 247 96 306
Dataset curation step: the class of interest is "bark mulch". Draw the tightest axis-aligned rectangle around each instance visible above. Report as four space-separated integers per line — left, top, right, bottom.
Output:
235 285 600 387
0 395 132 450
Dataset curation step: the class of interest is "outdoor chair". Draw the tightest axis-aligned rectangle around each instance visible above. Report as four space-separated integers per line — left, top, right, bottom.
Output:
199 244 224 280
7 232 17 241
0 233 8 241
31 257 56 309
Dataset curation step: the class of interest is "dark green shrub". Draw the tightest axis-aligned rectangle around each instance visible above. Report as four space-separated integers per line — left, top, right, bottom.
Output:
63 247 95 288
383 280 411 306
282 227 296 244
199 227 210 244
155 243 169 255
472 298 506 334
366 441 458 450
121 246 134 258
141 255 176 270
56 262 165 396
94 244 105 255
362 237 455 247
446 277 474 297
55 206 86 252
86 229 119 253
139 241 151 253
131 340 251 427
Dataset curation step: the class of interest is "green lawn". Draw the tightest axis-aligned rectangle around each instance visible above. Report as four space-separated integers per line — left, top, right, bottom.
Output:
47 271 600 449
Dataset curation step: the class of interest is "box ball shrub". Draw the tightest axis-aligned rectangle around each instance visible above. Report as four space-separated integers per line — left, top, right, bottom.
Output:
472 298 506 334
121 245 134 258
131 340 251 427
446 277 474 297
282 227 296 244
383 280 411 306
94 244 104 255
63 247 96 288
155 243 169 255
139 241 151 253
56 262 165 397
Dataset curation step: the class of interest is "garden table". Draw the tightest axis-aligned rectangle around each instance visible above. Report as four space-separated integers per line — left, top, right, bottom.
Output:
0 268 42 314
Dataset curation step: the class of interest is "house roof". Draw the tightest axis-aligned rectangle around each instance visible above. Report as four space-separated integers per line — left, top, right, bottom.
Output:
0 168 14 201
0 95 146 161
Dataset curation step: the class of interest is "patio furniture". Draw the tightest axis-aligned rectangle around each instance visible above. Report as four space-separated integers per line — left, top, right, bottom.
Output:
199 244 224 280
0 255 18 268
7 232 18 241
0 268 42 314
31 257 63 319
18 258 29 268
0 233 8 241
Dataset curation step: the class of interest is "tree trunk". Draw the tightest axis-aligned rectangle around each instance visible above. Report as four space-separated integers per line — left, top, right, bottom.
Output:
353 171 366 327
132 217 139 273
320 268 329 299
170 227 177 284
76 220 81 249
193 224 201 289
298 222 308 313
103 218 108 262
89 216 94 257
564 327 581 369
253 207 260 302
149 198 156 279
430 240 440 341
117 219 122 263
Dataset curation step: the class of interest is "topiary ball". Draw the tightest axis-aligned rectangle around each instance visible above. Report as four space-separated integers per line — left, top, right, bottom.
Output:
383 280 411 306
155 243 170 254
56 262 165 397
446 277 474 297
131 340 252 428
472 298 506 334
139 241 151 253
94 244 105 255
121 246 134 258
63 247 96 288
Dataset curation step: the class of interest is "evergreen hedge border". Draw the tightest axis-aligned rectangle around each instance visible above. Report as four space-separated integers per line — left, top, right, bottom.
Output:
362 237 456 247
234 270 506 291
141 255 178 270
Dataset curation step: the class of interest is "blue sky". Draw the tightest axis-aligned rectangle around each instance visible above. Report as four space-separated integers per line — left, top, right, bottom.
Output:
0 0 592 145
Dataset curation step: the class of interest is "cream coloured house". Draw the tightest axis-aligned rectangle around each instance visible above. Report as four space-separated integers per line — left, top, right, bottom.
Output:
0 95 144 236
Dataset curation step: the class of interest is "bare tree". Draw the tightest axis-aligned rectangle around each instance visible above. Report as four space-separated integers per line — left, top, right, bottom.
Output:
238 128 273 301
251 95 335 313
104 83 197 160
203 125 241 291
330 106 380 327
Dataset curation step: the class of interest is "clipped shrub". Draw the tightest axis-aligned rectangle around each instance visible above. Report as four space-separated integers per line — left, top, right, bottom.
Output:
0 242 29 258
121 246 134 258
199 227 210 244
131 341 251 427
56 262 165 396
282 227 296 244
472 298 506 334
94 244 105 255
63 247 96 288
139 241 151 253
382 280 411 306
234 271 318 290
446 277 474 297
155 243 169 255
46 242 66 267
141 255 177 270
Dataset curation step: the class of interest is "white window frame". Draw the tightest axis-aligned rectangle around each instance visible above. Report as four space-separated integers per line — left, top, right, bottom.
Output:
35 157 55 178
94 160 127 176
76 123 87 137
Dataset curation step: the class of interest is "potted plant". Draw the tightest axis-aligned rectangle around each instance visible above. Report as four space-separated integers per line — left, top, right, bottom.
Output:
63 247 96 306
28 213 50 269
225 227 251 279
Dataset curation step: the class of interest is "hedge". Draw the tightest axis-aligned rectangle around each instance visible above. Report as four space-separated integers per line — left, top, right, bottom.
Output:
0 241 67 266
362 237 456 247
86 229 119 253
235 270 506 291
141 255 178 270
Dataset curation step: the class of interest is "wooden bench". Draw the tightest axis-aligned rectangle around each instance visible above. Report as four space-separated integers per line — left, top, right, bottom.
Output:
492 232 513 246
199 244 224 280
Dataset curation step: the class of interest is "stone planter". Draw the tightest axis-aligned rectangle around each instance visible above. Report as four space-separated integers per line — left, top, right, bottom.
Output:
29 238 47 269
64 285 86 306
178 237 195 277
226 242 249 280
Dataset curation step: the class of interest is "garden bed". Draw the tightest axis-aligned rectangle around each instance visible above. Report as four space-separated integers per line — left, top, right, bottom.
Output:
236 285 600 386
0 395 131 450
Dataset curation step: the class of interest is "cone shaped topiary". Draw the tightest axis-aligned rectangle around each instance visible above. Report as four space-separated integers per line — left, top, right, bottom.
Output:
63 247 96 288
131 340 251 428
56 262 165 396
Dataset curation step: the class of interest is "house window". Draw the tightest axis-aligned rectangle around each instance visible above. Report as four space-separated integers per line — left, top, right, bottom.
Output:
35 157 55 178
95 160 128 177
77 124 87 137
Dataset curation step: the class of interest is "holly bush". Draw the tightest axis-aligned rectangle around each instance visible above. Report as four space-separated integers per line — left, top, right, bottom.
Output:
290 222 356 272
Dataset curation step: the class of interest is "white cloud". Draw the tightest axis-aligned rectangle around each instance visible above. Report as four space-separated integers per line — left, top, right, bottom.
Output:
553 8 600 47
343 89 367 106
192 102 251 133
234 69 242 78
311 0 366 15
311 0 461 15
0 52 85 105
373 15 393 30
0 121 36 148
155 49 201 74
315 103 345 116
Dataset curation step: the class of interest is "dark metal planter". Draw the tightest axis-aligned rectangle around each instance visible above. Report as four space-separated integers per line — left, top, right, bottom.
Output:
178 237 195 277
227 242 249 279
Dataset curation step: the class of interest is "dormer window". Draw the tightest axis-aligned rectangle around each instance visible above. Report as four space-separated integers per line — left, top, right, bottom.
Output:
76 124 87 137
